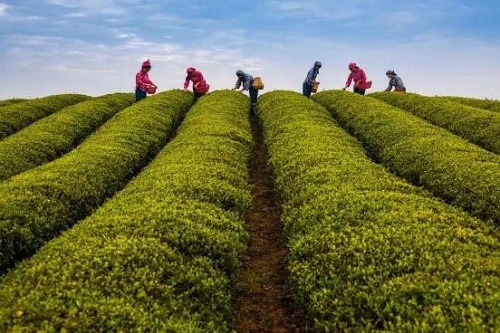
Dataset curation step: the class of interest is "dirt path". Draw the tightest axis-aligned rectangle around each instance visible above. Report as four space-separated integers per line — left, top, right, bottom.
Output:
234 114 303 333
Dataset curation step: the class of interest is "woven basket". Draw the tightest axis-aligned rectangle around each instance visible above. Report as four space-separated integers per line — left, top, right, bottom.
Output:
194 81 209 94
312 82 320 93
252 77 264 90
147 86 157 94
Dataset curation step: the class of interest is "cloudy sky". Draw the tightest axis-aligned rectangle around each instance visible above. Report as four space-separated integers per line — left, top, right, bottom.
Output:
0 0 499 99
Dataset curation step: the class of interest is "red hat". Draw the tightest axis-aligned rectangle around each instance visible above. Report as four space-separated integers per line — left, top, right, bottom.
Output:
142 59 151 68
348 62 357 70
187 67 196 73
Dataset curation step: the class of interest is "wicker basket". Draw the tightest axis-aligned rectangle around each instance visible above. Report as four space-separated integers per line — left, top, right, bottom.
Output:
147 86 157 94
312 82 320 93
194 81 209 94
252 77 264 90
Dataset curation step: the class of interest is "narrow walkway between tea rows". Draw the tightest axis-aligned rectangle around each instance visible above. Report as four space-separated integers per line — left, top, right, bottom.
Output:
235 113 303 333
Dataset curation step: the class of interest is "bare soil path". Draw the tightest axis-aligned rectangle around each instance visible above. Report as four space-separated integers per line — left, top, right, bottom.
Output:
234 114 303 333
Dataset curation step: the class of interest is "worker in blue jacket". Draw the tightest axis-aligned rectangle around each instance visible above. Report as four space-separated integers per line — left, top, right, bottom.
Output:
233 70 258 109
303 61 322 97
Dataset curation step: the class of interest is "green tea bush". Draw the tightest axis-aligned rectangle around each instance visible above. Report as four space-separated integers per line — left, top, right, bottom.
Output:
0 94 90 139
260 90 500 332
371 92 500 154
0 90 192 274
315 90 500 224
438 96 500 113
0 99 28 108
0 90 252 332
0 93 134 181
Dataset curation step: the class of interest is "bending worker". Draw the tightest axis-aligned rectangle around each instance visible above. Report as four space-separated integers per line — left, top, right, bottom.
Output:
233 69 258 110
303 61 322 97
184 67 209 101
385 70 406 92
343 62 369 95
135 59 156 102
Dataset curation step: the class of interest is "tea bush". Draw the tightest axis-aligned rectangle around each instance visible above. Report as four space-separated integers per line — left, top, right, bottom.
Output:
0 90 252 332
0 90 193 274
260 90 500 332
0 93 134 181
0 94 90 139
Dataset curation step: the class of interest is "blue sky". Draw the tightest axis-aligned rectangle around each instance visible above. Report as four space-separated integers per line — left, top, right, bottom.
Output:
0 0 499 99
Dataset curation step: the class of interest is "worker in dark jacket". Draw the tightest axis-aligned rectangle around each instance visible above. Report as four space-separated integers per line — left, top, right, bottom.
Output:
303 61 322 97
233 69 258 109
385 70 406 92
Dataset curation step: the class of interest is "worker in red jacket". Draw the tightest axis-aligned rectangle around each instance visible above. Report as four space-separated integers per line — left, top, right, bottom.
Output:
184 67 209 101
343 62 371 95
135 59 157 102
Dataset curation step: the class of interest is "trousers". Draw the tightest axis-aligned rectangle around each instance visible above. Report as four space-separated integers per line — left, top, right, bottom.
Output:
302 82 312 97
135 88 147 102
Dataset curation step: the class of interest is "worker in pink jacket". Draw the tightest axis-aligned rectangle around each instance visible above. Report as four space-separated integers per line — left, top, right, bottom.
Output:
135 59 156 102
184 67 209 101
343 62 371 95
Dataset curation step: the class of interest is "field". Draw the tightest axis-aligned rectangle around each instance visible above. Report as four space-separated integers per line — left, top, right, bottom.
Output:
0 90 499 332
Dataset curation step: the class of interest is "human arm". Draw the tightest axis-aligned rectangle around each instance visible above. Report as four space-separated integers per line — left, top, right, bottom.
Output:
344 73 353 90
137 73 155 91
385 78 394 91
142 73 154 85
306 69 315 85
183 76 190 91
233 77 242 90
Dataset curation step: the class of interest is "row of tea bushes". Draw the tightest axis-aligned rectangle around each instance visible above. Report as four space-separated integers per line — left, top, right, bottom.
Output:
0 90 193 274
315 90 500 224
259 91 500 332
371 92 500 155
0 93 134 181
0 99 28 108
0 91 252 332
0 94 90 139
438 95 500 113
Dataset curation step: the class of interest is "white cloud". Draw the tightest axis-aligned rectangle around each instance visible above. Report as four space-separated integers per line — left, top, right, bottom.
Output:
272 1 308 11
47 0 146 16
0 3 9 15
63 12 87 18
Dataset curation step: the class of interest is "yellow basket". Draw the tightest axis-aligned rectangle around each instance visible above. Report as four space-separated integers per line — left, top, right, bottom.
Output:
312 82 320 93
252 77 264 90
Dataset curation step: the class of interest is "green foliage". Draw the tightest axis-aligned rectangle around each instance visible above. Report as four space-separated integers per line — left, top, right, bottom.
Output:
0 93 134 182
371 92 500 154
438 96 500 113
0 90 193 274
314 90 500 224
0 99 28 108
0 90 252 332
0 94 90 139
260 90 500 332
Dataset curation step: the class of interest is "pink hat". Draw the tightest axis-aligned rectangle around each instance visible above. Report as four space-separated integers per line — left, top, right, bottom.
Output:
348 62 357 70
187 67 196 73
142 59 151 68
